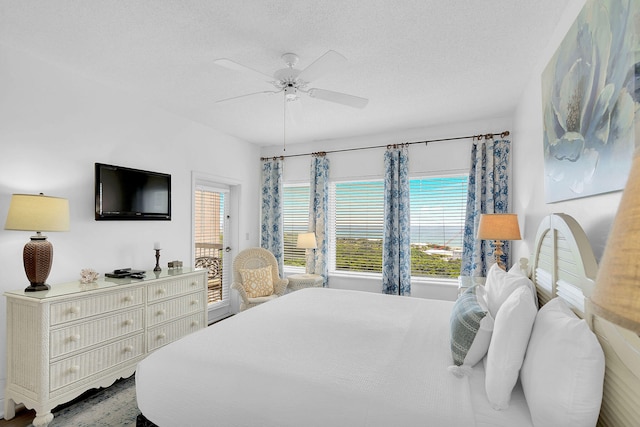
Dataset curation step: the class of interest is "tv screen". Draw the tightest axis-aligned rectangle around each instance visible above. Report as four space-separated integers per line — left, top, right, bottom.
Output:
95 163 171 220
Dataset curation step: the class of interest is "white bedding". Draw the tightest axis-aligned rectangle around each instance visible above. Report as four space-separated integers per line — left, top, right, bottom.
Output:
136 288 532 427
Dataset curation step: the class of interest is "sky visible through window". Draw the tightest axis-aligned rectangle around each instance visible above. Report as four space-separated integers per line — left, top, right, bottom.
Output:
409 176 468 248
334 176 467 247
284 175 467 247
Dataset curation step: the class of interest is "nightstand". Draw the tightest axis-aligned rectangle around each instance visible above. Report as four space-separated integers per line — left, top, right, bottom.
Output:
457 276 486 295
287 273 323 291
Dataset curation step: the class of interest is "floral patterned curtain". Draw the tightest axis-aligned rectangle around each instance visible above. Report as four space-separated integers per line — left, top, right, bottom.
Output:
307 154 329 286
382 145 411 296
461 139 511 277
261 158 284 275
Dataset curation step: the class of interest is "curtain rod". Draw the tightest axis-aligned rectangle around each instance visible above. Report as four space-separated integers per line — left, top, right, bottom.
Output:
260 130 510 161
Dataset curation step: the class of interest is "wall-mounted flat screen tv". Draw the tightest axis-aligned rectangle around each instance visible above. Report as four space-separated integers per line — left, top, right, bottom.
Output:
95 163 171 220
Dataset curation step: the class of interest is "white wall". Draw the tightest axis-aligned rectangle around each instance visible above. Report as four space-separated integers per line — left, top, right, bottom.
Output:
0 44 262 412
262 0 635 299
261 116 512 301
0 0 632 416
511 0 625 263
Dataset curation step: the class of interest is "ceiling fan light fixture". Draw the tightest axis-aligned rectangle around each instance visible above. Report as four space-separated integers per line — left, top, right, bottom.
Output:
284 86 298 101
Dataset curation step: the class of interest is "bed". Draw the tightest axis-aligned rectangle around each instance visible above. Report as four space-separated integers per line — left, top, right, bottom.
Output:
135 214 640 427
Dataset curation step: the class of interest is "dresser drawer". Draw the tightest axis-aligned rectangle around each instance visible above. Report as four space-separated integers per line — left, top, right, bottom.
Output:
147 274 206 302
49 334 144 392
147 312 204 352
147 291 204 327
50 288 144 326
50 308 144 359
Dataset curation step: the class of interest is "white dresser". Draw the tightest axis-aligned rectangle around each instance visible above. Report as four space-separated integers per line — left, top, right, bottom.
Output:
3 268 208 427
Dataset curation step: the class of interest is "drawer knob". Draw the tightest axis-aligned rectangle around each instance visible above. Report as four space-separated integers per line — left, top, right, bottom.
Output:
191 300 199 305
191 321 199 327
69 334 81 342
123 345 134 353
157 309 166 316
157 332 166 340
69 365 80 373
124 319 134 326
157 288 166 295
123 295 133 302
191 281 197 286
69 306 81 314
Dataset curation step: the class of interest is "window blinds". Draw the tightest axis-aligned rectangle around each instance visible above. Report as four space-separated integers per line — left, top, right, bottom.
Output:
282 184 310 268
283 175 467 278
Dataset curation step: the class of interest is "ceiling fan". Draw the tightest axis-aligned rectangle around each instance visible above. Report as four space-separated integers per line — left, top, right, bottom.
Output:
213 50 369 109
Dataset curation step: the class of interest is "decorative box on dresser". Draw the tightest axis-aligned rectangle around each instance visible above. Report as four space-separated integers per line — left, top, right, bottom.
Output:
3 268 208 427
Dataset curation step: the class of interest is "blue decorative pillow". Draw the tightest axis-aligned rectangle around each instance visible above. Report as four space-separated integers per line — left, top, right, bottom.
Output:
450 285 494 371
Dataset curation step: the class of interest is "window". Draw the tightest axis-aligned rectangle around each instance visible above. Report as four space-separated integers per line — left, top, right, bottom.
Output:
330 181 384 273
282 184 310 268
409 176 467 278
283 175 468 279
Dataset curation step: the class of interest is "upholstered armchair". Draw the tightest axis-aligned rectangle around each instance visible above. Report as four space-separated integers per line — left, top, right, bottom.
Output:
231 247 288 311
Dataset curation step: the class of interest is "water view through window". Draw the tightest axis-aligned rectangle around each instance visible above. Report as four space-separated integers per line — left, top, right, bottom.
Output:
283 175 468 278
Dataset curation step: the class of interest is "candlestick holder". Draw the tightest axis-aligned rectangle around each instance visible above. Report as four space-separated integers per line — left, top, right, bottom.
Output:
154 249 162 272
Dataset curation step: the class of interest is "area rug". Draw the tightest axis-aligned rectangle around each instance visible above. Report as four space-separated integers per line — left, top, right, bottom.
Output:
30 375 140 427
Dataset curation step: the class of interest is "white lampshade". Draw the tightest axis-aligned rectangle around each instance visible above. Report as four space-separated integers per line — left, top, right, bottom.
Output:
297 232 317 249
591 152 640 333
477 214 521 241
5 194 70 232
4 193 69 292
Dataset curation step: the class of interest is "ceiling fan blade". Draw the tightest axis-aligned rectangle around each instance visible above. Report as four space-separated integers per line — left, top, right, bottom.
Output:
213 58 274 83
215 90 279 104
297 50 347 83
307 88 369 109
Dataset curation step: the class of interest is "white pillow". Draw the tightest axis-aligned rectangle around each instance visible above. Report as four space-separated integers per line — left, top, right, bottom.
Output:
521 298 605 427
485 285 537 410
485 263 537 317
507 263 539 308
508 260 527 276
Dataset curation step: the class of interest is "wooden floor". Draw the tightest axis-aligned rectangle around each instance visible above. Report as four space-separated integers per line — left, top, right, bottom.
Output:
0 408 36 427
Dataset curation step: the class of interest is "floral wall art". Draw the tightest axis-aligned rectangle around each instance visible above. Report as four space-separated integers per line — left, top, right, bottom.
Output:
541 0 639 203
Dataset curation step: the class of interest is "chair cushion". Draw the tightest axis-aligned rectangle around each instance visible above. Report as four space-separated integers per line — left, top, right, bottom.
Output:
239 266 274 298
247 295 279 304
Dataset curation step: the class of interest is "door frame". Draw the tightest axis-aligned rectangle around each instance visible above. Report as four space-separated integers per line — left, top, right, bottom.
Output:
191 171 241 323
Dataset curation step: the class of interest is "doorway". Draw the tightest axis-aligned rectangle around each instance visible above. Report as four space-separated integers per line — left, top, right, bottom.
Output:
193 177 234 322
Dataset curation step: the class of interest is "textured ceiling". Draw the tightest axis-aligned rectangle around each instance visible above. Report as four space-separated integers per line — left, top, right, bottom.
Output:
0 0 571 146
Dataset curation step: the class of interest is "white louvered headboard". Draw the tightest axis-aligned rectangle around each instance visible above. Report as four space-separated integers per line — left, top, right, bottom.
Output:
530 213 640 427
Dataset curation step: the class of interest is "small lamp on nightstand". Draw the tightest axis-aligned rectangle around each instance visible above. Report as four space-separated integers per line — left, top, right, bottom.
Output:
297 232 317 274
4 193 70 292
477 213 521 270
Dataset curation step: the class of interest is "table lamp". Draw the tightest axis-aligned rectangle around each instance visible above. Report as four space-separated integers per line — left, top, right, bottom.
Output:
4 193 70 292
477 213 521 270
591 152 640 333
297 232 317 274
